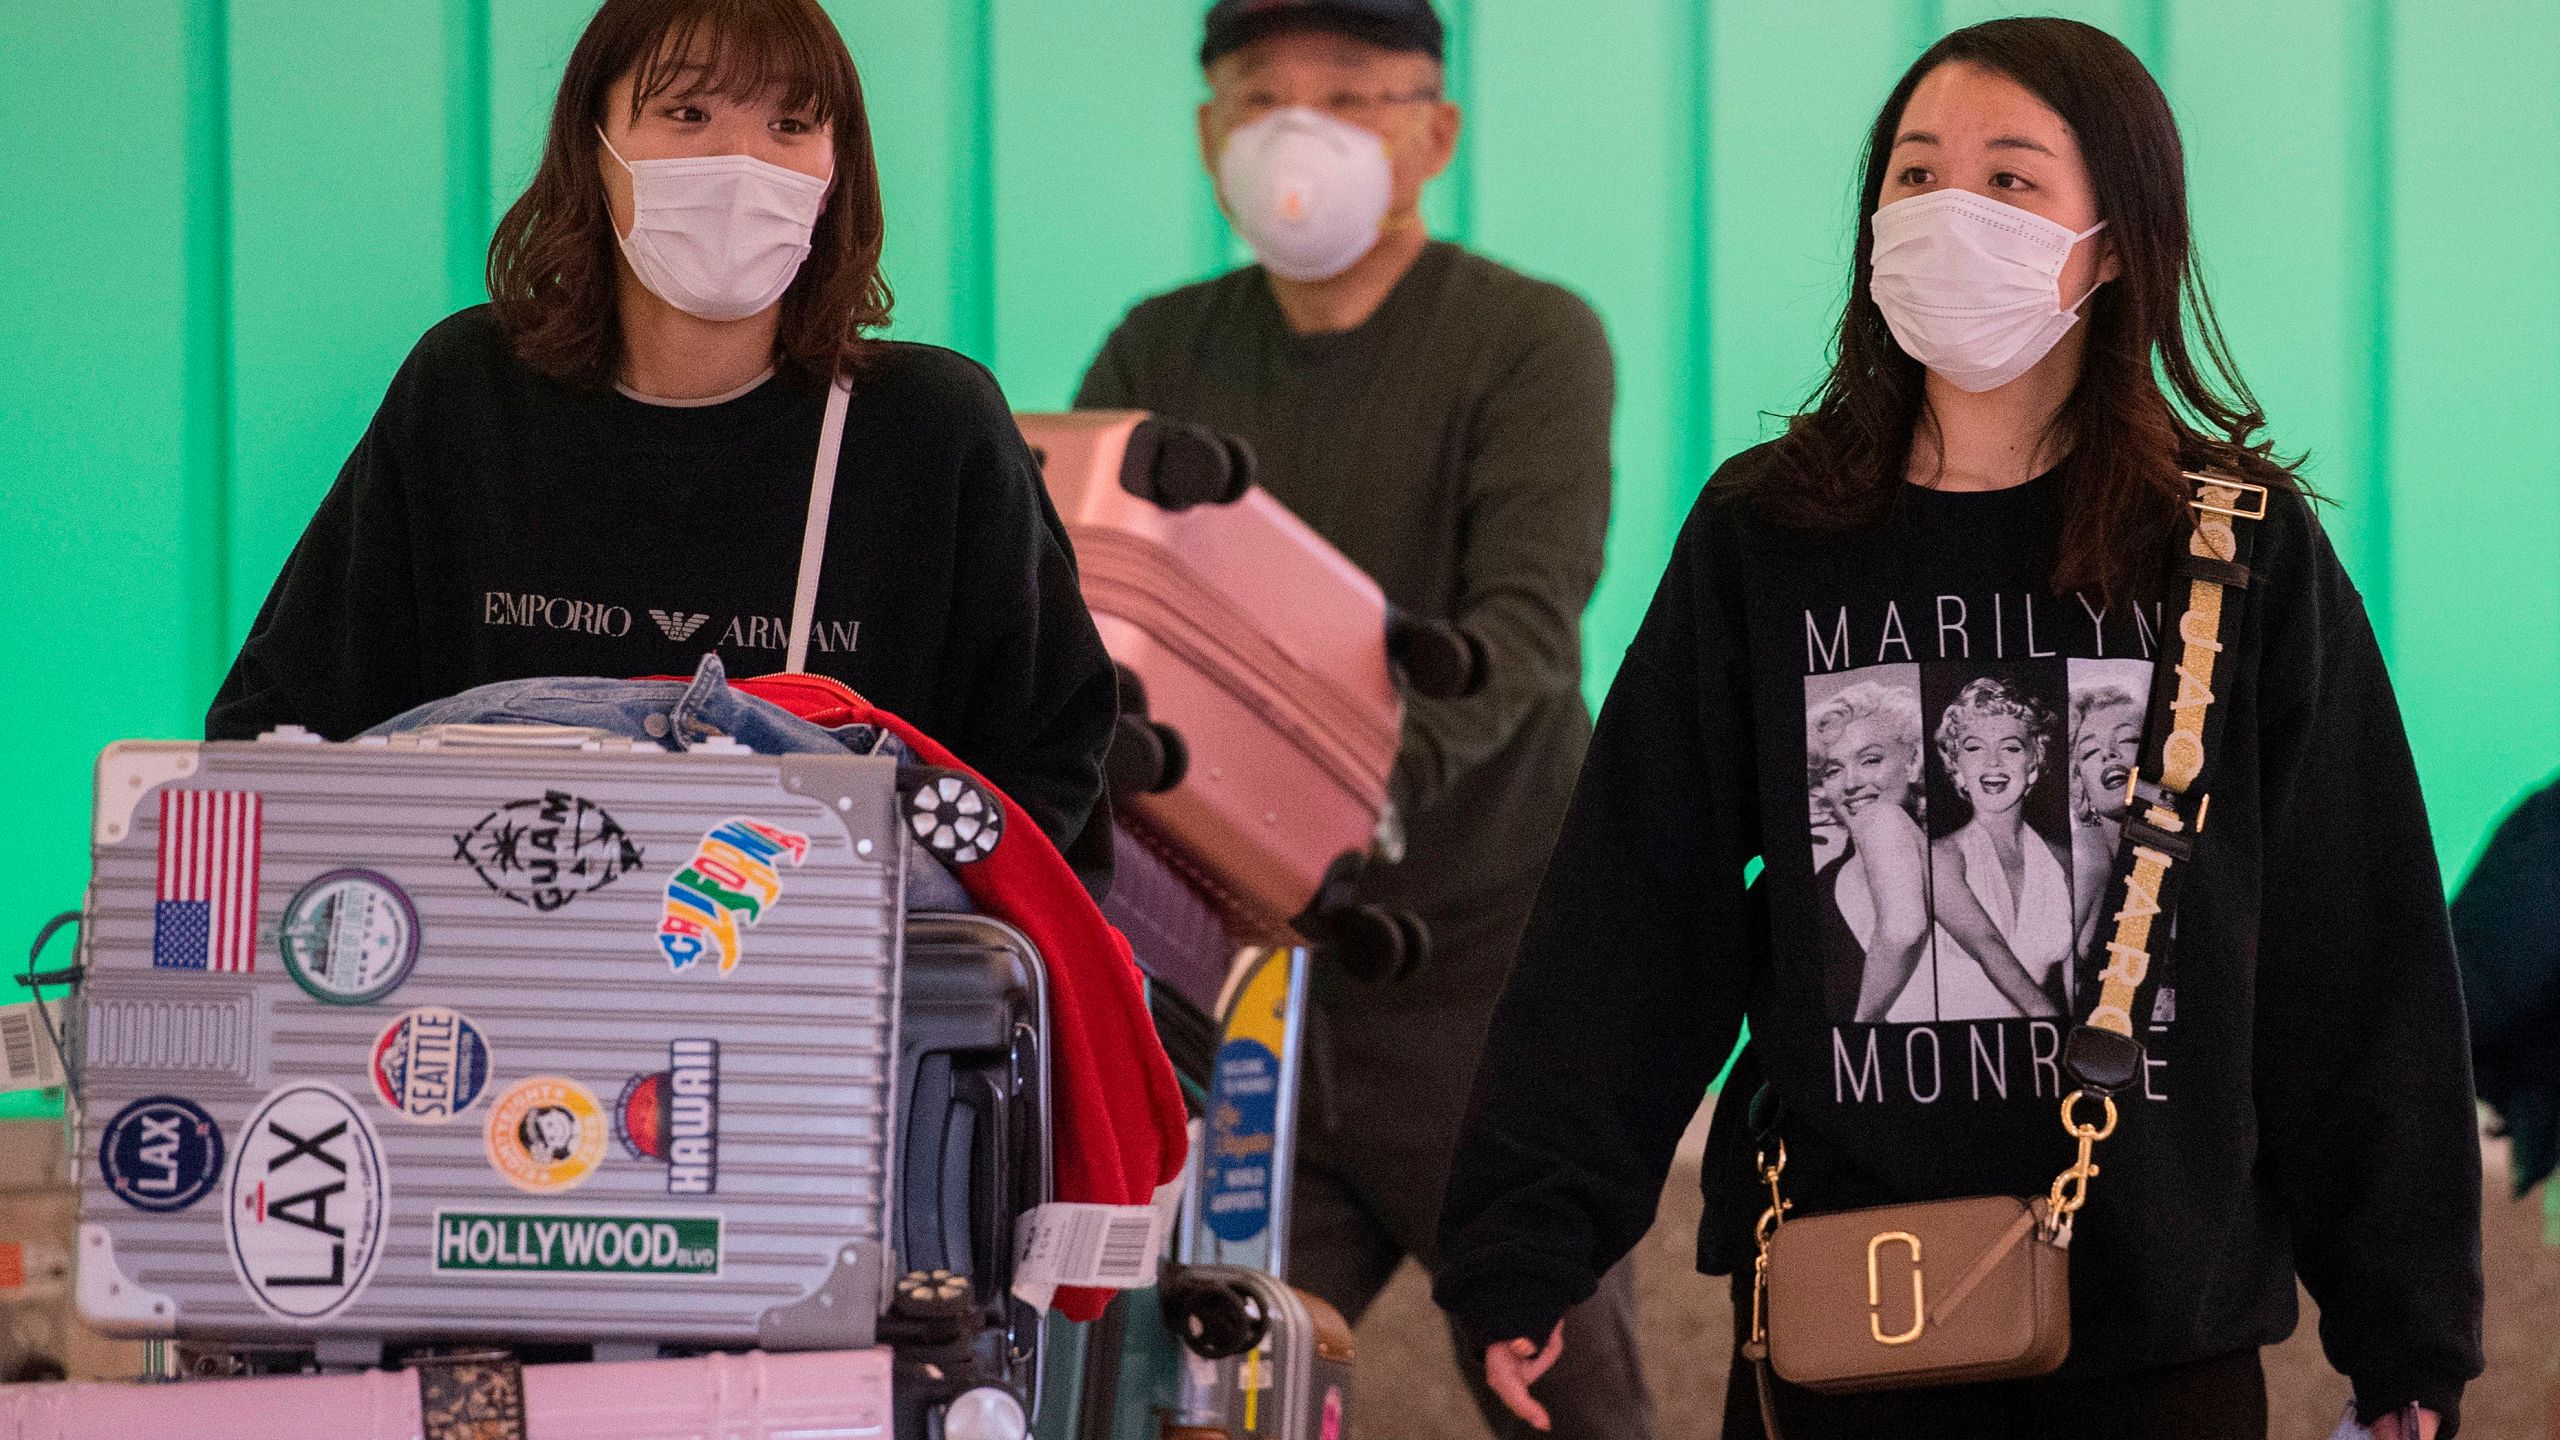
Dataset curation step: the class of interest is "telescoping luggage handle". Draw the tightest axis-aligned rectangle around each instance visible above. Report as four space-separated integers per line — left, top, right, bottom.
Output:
787 378 856 675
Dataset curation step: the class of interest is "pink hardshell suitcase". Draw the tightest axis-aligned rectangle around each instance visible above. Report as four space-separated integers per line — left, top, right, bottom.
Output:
0 1347 890 1440
1020 412 1399 938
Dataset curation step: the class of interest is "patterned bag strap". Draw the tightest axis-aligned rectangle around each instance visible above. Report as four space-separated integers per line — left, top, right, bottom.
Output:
2047 470 2270 1230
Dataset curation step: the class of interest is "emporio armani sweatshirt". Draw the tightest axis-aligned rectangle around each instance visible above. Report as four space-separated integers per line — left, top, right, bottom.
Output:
207 306 1116 869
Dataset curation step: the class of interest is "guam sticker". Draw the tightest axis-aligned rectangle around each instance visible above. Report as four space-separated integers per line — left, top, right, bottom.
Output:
98 1095 224 1213
656 818 809 974
279 869 420 1005
369 1007 493 1123
453 791 644 913
485 1077 609 1194
226 1082 389 1322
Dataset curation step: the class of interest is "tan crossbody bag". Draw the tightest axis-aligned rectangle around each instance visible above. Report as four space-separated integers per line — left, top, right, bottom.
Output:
1737 473 2270 1428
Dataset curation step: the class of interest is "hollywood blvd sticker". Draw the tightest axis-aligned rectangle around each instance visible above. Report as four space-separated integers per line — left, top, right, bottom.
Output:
453 791 644 913
657 818 809 974
369 1007 493 1123
226 1082 389 1322
98 1096 224 1213
613 1039 718 1195
433 1211 721 1277
484 1077 609 1195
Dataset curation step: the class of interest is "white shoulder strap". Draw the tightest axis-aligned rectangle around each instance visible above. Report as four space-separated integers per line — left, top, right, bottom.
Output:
787 376 854 674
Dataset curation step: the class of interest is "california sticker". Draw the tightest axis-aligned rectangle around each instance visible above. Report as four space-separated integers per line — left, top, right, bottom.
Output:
656 818 809 974
484 1076 609 1194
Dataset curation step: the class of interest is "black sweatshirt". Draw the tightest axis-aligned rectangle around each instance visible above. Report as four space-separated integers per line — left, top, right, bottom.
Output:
1435 448 2484 1425
208 307 1117 870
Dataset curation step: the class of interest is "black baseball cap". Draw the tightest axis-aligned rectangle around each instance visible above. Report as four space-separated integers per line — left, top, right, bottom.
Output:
1200 0 1446 68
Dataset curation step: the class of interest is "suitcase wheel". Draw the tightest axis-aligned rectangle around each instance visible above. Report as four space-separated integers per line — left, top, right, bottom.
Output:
1106 714 1190 799
1163 1274 1271 1361
904 770 1005 864
1121 420 1255 511
895 1267 980 1320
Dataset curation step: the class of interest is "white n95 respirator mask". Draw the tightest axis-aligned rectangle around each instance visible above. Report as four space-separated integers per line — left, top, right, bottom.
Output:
1216 107 1394 283
1869 188 2109 393
600 128 832 322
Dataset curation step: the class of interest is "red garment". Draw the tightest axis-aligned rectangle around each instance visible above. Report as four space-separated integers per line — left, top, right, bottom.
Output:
726 671 1188 1321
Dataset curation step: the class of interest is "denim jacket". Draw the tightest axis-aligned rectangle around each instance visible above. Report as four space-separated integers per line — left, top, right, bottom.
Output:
366 654 971 911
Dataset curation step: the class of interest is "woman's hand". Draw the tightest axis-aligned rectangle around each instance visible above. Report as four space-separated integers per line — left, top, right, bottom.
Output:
1483 1323 1566 1432
2366 1406 2440 1440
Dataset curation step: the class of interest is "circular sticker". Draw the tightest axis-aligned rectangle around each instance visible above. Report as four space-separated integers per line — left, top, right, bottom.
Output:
226 1082 388 1322
98 1095 224 1213
485 1076 609 1194
280 869 420 1005
370 1007 493 1123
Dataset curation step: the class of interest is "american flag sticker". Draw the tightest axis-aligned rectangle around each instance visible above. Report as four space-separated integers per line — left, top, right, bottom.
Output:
154 790 263 973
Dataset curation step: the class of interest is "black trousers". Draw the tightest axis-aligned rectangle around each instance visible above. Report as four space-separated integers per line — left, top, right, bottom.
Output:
1722 1272 2267 1440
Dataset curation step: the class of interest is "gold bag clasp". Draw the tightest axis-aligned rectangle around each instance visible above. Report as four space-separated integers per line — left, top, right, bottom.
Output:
1867 1231 1925 1346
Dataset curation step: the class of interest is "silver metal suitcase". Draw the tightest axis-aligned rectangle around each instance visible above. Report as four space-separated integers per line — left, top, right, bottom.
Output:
74 728 905 1355
1155 1266 1353 1440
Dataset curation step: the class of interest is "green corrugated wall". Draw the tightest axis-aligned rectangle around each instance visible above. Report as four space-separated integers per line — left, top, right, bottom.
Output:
5 3 2556 1091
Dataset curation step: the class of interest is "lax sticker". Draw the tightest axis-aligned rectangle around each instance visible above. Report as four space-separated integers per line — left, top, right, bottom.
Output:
226 1082 388 1322
98 1095 223 1213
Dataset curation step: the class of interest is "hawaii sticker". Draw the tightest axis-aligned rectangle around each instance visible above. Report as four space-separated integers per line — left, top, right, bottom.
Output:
613 1039 718 1194
484 1077 609 1195
433 1211 721 1277
369 1007 493 1124
656 818 809 974
279 869 420 1005
98 1095 224 1213
226 1082 389 1322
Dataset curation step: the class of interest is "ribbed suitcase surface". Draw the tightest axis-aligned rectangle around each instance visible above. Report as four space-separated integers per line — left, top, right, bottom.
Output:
76 737 904 1352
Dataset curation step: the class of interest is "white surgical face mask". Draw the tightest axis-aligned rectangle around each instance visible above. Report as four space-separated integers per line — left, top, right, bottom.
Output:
600 127 831 322
1215 107 1393 283
1869 188 2108 393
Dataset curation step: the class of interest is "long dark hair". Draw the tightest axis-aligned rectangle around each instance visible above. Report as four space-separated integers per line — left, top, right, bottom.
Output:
1732 18 2303 601
486 0 893 386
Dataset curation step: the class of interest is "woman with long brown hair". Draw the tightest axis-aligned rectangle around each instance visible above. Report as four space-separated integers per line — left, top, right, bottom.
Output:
209 0 1117 877
1437 18 2479 1438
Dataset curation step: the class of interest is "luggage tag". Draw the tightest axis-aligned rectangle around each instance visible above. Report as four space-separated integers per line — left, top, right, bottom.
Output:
0 1239 70 1299
0 1001 67 1094
1010 1201 1171 1312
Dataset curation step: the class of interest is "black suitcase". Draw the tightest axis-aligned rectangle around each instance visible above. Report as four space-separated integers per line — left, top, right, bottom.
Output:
889 911 1052 1438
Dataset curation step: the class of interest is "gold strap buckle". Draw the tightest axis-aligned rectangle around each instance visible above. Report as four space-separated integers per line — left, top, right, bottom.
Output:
2182 472 2269 521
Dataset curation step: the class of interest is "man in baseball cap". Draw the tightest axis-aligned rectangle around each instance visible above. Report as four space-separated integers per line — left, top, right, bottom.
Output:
1078 4 1652 1436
